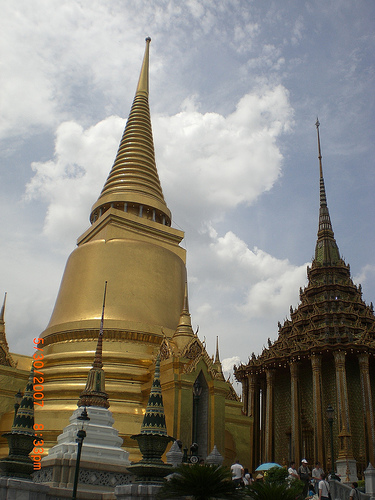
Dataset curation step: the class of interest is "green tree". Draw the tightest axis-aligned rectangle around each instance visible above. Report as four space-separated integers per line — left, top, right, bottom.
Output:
244 479 305 500
263 466 288 485
157 463 244 500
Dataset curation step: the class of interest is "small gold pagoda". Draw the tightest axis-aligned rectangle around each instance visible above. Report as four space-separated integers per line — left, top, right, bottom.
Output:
0 38 250 465
235 120 375 479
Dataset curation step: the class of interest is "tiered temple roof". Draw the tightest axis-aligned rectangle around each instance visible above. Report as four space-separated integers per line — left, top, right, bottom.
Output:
235 120 375 377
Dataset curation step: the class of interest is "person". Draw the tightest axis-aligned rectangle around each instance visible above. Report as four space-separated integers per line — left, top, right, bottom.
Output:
318 473 330 500
312 461 324 493
288 461 299 482
307 481 316 497
349 482 359 499
231 460 244 488
243 468 253 486
298 459 311 496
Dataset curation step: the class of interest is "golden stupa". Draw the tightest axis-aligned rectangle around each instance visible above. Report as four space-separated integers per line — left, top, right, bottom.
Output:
0 38 249 465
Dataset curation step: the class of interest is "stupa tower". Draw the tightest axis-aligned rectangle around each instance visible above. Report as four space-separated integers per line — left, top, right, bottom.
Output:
38 38 187 459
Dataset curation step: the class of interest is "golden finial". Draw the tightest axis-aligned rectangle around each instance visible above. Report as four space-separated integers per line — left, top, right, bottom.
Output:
316 117 323 179
136 37 151 94
93 281 107 369
215 336 220 363
0 292 7 323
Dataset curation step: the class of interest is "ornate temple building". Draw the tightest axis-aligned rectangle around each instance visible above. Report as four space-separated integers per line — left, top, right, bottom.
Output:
235 120 375 479
0 294 31 436
0 38 249 466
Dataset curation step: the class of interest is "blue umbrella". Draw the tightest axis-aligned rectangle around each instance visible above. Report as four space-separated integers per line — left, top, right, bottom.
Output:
255 462 282 471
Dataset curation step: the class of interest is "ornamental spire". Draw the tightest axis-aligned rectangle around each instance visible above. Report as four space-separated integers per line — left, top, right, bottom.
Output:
140 354 168 436
172 282 194 352
90 37 171 227
314 119 341 266
0 292 15 367
215 336 220 364
11 365 34 436
78 282 109 409
0 292 6 323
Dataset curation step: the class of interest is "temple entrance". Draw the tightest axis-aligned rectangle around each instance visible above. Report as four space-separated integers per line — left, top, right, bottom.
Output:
192 371 209 459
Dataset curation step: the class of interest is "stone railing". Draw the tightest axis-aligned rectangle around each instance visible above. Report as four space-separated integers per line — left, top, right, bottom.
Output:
330 480 370 500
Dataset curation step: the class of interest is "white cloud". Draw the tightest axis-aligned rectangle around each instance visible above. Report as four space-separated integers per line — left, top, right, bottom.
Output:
25 84 293 251
25 117 125 250
354 265 375 291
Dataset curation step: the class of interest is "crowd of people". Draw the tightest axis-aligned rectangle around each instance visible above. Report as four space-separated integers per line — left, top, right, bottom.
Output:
231 458 360 499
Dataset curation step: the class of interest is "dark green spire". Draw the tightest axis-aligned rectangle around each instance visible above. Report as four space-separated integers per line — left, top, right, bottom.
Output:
314 119 341 266
78 281 109 408
12 365 34 436
140 354 167 436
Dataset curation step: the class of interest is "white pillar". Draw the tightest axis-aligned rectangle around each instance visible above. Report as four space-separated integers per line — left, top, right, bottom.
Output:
364 463 375 499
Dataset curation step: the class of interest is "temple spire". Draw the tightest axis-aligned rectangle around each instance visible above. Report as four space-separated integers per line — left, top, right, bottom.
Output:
0 292 6 323
0 292 15 367
136 36 151 94
92 280 107 370
215 336 220 364
90 37 171 227
139 354 168 436
11 365 34 436
78 282 109 408
314 119 341 266
213 336 224 378
172 282 194 351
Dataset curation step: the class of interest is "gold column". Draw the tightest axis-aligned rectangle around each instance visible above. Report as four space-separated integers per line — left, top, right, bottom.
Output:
358 353 375 465
260 377 267 463
311 354 324 463
264 369 275 462
333 351 353 459
248 373 259 471
242 375 249 415
289 361 300 463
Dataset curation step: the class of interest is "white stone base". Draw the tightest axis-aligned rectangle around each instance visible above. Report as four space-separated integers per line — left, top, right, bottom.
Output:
34 457 130 492
365 463 375 498
115 483 162 500
44 406 130 467
336 458 358 483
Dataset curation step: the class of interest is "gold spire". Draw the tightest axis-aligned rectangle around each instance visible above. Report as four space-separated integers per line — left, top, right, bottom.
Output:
0 292 14 367
215 336 220 364
314 119 341 266
213 336 224 377
78 282 109 409
90 37 171 226
136 36 151 94
172 282 194 351
0 292 6 324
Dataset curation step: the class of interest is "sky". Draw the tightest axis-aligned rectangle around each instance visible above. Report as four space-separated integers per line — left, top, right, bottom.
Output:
1 0 374 387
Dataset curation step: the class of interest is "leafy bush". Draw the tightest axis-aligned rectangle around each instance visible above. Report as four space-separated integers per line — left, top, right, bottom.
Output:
157 463 244 500
244 477 305 500
263 466 288 484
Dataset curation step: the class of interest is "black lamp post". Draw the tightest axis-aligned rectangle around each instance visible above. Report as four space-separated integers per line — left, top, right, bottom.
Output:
326 405 337 480
72 407 90 500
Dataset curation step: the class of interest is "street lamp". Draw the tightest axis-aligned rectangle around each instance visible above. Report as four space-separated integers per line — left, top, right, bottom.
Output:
72 407 90 500
326 405 337 480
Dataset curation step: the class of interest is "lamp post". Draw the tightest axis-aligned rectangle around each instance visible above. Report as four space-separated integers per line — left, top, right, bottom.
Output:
326 405 337 480
72 407 90 500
